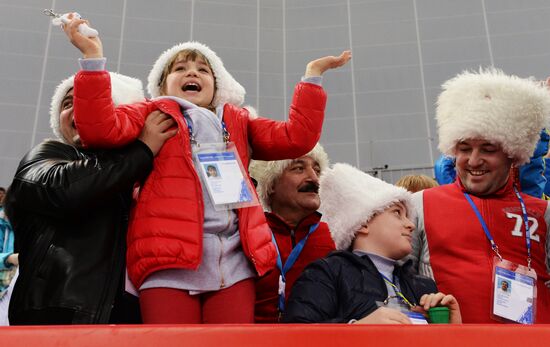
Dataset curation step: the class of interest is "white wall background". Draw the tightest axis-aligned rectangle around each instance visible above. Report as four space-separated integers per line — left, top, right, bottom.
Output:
1 0 550 186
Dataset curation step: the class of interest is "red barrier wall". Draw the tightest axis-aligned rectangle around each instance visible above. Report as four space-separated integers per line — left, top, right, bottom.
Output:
1 324 550 347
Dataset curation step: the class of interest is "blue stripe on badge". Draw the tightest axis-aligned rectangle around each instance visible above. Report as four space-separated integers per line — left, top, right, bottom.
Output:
197 152 236 162
495 267 535 286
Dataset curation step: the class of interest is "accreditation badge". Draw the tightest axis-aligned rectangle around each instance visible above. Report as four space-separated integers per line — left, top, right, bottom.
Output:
193 142 259 211
375 300 428 324
406 312 429 324
491 257 537 324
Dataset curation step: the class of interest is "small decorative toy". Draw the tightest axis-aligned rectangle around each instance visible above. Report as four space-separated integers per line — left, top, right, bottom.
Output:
43 9 99 38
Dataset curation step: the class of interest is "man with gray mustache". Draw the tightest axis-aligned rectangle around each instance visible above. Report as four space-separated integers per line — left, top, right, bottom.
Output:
250 144 335 323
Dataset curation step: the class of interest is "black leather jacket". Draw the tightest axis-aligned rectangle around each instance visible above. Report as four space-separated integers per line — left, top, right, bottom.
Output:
282 251 437 323
5 139 153 324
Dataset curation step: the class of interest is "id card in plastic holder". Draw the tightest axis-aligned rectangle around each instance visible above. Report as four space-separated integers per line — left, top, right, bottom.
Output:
375 300 428 324
407 311 429 324
491 257 537 324
194 142 260 211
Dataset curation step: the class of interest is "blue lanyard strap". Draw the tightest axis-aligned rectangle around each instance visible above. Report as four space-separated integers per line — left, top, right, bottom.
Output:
221 120 230 143
463 193 501 259
378 273 415 309
271 222 320 313
185 116 230 145
463 186 531 269
512 186 532 269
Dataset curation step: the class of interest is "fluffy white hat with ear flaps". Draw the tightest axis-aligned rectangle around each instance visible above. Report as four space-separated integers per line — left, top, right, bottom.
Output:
147 41 246 107
437 68 550 165
50 72 145 143
319 163 413 251
249 143 330 211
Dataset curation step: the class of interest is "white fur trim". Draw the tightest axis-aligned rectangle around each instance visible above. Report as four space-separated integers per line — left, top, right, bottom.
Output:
437 68 550 165
50 72 144 143
249 143 330 211
243 105 258 119
319 163 413 251
147 41 245 107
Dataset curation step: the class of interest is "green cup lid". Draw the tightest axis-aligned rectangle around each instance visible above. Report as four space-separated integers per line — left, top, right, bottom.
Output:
428 307 449 312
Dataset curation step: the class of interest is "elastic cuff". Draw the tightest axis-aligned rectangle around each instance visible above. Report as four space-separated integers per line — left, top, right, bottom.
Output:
78 57 107 71
301 76 323 86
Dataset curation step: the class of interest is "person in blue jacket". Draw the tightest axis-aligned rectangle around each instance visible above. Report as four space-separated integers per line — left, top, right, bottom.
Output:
0 189 17 325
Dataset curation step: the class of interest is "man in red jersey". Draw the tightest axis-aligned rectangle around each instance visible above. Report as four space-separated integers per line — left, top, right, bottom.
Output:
411 69 550 323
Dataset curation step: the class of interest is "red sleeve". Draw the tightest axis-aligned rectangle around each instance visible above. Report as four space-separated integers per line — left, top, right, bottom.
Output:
248 82 326 160
73 70 155 148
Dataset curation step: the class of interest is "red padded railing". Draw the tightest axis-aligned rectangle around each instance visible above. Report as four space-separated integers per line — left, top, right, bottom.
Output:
1 324 550 347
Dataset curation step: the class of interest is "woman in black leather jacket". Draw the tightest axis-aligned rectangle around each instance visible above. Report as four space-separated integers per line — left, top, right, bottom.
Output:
5 74 175 324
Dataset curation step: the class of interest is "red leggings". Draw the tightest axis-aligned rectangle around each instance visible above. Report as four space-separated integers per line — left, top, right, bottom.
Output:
139 278 255 324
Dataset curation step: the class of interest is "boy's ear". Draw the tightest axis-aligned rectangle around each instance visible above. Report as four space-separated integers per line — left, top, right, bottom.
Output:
356 225 369 236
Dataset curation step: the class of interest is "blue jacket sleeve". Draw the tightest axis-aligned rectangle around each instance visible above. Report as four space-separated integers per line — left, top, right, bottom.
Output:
0 216 15 269
519 129 549 199
545 158 550 197
434 156 456 185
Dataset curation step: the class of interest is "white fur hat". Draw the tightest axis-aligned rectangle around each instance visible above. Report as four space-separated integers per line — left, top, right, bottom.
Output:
147 41 245 107
249 143 329 211
437 68 550 165
50 72 145 143
319 163 413 251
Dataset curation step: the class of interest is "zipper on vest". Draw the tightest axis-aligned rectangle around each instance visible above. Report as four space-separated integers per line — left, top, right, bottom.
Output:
290 229 296 248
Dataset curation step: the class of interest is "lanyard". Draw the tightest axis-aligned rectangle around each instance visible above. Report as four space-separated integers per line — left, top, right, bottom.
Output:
271 222 319 313
378 273 415 309
463 186 532 269
186 116 230 145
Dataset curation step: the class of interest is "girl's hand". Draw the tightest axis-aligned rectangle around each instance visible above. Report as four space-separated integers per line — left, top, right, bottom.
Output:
305 50 352 77
62 13 103 59
418 292 462 324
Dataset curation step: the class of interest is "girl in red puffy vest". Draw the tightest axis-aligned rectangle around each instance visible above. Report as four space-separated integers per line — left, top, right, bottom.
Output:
61 13 351 323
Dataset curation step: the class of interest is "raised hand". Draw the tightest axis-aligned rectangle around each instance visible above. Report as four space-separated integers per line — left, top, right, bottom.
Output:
61 13 103 59
138 111 178 156
47 9 98 37
305 50 352 77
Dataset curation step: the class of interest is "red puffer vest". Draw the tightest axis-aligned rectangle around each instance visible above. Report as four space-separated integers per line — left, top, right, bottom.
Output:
423 179 550 323
73 71 327 287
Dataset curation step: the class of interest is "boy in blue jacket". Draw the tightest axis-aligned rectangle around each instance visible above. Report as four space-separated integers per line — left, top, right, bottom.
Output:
283 164 461 324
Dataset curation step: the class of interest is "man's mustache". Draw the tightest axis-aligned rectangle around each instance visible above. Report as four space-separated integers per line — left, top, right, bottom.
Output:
298 182 319 193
